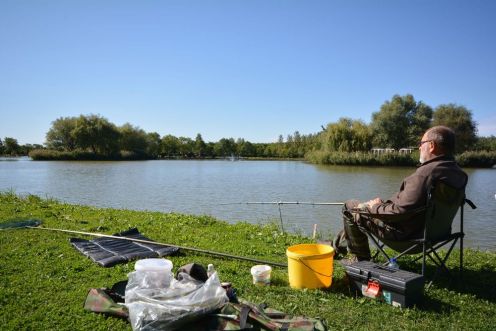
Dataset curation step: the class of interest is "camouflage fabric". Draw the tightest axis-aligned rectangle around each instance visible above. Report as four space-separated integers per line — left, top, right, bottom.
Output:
207 299 328 331
83 288 129 318
84 287 327 330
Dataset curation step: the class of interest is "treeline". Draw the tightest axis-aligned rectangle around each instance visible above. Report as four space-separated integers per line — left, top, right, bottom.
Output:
25 114 318 160
4 93 496 167
306 94 496 166
315 94 480 154
0 137 43 157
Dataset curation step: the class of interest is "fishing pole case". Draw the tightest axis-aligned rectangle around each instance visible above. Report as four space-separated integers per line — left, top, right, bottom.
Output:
344 261 424 308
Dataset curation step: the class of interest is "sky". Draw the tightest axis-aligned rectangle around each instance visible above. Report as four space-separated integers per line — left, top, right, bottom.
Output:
1 0 495 145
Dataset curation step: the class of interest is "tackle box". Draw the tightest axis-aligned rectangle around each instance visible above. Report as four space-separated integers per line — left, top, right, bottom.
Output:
344 261 424 308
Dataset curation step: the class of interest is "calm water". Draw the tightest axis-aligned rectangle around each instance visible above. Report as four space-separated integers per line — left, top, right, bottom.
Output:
1 157 494 250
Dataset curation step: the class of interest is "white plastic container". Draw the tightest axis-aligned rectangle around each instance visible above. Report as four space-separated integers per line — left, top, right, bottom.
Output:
135 258 173 272
250 265 272 286
134 258 173 288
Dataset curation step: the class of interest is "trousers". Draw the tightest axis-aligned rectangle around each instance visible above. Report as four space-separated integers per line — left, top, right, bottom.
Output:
342 200 401 259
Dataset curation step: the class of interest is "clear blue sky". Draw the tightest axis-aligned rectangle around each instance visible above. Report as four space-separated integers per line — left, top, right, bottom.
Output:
1 0 495 145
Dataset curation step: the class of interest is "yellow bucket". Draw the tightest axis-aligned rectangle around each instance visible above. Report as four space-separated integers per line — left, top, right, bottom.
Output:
286 244 334 289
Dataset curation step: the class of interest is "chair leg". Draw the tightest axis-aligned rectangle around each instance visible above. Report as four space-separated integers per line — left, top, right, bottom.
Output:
366 233 390 263
431 249 451 275
424 238 460 285
422 242 427 277
460 235 464 285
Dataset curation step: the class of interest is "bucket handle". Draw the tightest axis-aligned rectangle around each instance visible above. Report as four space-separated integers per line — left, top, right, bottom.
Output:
291 257 332 278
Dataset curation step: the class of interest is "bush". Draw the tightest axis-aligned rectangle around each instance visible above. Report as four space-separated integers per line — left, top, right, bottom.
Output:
456 151 496 167
29 149 73 160
29 149 112 160
306 150 496 168
305 151 418 166
29 149 153 161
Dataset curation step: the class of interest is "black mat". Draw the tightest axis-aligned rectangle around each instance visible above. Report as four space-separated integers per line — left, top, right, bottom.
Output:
70 228 179 267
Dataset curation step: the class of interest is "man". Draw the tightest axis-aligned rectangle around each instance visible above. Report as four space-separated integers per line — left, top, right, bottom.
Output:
333 126 468 262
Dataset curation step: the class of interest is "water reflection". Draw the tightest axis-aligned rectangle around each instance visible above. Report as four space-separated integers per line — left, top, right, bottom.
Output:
0 158 494 250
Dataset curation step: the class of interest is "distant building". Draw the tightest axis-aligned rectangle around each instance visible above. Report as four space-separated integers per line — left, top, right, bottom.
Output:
371 148 395 155
399 148 414 154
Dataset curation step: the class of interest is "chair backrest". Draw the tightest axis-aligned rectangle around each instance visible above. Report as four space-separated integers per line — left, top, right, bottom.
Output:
424 181 465 242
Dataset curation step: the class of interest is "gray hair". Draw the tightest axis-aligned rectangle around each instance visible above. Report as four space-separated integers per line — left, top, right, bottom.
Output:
426 126 456 156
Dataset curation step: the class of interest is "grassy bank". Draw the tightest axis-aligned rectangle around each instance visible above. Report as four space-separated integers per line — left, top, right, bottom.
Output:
1 192 496 330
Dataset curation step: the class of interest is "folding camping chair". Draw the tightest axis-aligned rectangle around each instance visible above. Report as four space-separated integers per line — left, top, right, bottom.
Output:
354 181 476 284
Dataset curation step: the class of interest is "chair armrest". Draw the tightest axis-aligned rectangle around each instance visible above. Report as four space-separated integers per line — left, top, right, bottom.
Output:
350 205 427 223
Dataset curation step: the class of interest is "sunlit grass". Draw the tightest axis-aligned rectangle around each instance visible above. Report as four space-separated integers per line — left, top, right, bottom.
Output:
1 192 495 330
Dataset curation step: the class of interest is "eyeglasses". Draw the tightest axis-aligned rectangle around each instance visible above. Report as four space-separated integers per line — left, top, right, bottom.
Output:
418 140 432 147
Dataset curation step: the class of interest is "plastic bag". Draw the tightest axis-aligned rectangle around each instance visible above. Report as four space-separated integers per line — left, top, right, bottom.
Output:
125 271 228 331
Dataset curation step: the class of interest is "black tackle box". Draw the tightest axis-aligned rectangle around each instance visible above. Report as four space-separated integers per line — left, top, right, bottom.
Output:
345 261 424 308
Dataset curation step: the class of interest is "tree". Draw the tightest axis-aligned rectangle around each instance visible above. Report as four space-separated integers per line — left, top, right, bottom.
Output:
45 116 78 151
214 138 236 157
276 134 287 157
237 138 256 157
146 132 161 158
22 144 44 155
3 137 20 155
370 94 433 149
72 114 120 155
178 137 194 157
322 118 372 152
0 138 4 155
118 123 148 154
205 142 215 158
304 133 321 152
194 133 207 158
432 104 477 153
161 134 180 157
473 136 496 151
286 134 296 157
262 143 277 157
292 131 303 157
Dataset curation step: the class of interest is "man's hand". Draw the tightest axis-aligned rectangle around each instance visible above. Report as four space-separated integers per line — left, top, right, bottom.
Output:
356 197 382 210
365 197 382 209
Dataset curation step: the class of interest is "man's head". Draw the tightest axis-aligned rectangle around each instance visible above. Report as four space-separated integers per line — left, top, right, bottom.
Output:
419 126 456 163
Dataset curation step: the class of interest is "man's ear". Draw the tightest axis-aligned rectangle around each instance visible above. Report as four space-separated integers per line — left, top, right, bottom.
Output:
429 141 438 154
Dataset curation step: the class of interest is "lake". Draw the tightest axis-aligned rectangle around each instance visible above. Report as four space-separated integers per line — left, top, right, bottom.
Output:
1 157 494 250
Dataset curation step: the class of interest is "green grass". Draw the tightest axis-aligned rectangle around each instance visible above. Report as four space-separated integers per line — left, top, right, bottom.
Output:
1 192 495 330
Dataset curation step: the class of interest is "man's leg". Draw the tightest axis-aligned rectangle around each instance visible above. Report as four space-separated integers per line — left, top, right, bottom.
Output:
342 200 371 260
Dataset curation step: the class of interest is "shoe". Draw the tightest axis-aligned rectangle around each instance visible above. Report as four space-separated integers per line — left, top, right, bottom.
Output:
317 240 345 260
339 255 370 266
332 229 348 259
339 255 359 266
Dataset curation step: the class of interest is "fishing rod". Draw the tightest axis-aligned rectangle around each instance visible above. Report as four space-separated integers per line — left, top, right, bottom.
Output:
1 219 287 268
219 201 344 233
220 201 344 206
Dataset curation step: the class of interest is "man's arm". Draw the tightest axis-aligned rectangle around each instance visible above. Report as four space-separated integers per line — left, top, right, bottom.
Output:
361 173 431 222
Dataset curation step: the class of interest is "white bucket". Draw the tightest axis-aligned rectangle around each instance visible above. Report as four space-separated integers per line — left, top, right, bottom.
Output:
251 265 272 286
134 258 173 288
